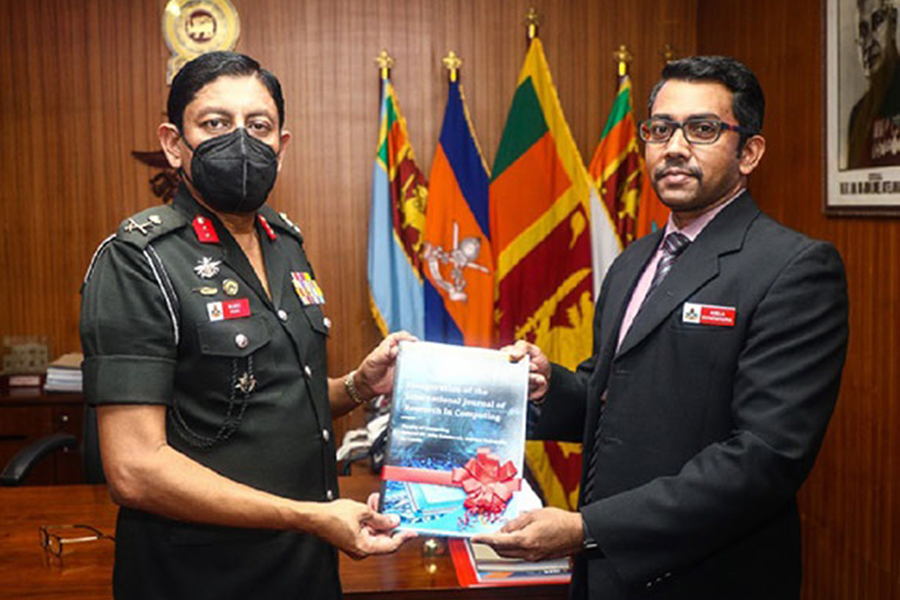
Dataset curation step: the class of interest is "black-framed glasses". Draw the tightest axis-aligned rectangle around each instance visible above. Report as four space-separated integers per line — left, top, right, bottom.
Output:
39 524 115 557
639 118 756 145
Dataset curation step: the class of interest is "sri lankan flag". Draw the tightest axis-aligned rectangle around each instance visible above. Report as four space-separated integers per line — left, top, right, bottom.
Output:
589 75 651 252
368 80 428 338
635 169 669 238
490 38 593 510
422 80 493 347
588 76 671 240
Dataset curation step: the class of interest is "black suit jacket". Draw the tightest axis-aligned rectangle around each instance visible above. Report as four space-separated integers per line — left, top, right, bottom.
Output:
534 192 849 599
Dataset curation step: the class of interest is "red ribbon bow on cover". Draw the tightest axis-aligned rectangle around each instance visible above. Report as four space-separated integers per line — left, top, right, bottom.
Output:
451 447 521 516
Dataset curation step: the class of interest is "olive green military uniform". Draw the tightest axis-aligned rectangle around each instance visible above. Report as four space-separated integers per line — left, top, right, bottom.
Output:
80 185 341 600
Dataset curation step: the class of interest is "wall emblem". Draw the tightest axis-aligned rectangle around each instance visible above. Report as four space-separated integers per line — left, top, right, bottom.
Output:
162 0 241 84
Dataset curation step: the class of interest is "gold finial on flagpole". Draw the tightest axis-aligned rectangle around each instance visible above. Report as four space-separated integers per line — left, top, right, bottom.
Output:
613 45 633 78
374 48 395 81
525 7 540 41
662 44 678 64
442 51 462 83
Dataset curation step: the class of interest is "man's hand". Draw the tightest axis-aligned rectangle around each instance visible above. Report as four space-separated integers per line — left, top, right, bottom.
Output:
312 498 416 560
502 340 551 401
355 331 418 399
472 508 583 562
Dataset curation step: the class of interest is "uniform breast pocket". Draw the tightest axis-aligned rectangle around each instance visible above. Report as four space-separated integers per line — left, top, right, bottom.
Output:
197 314 273 357
301 304 330 337
174 315 274 449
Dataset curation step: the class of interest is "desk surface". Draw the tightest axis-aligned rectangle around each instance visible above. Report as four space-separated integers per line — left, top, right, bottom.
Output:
0 476 567 600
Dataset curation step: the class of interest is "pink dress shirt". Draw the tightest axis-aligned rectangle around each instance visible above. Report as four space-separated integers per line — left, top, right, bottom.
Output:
616 190 745 351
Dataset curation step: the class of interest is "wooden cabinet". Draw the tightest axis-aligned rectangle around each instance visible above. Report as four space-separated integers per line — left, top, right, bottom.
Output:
0 384 84 485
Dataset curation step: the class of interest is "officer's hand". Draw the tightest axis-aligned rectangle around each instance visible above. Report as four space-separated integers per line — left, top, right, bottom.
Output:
356 331 418 399
316 498 417 560
472 507 582 562
502 340 551 401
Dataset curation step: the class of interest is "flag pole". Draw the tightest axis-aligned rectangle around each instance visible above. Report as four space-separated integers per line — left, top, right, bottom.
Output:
442 50 461 83
525 7 540 45
613 44 633 83
374 48 394 103
661 43 678 64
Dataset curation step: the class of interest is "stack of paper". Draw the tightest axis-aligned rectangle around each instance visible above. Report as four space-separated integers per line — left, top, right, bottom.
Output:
44 353 83 393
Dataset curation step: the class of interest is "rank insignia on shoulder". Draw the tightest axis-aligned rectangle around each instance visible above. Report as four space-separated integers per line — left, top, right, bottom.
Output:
192 216 220 244
278 212 303 236
125 214 163 236
291 271 325 305
194 257 222 279
258 215 277 241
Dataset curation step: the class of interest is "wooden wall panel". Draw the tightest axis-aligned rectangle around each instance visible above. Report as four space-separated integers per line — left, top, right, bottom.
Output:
698 1 900 598
0 0 695 378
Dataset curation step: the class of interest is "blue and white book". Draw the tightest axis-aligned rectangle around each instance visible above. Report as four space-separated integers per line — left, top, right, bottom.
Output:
379 341 530 537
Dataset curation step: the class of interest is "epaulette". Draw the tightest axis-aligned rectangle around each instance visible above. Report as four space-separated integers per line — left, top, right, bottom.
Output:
115 205 189 249
259 205 304 243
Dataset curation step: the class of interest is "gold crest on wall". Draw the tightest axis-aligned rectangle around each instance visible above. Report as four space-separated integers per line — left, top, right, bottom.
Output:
162 0 241 84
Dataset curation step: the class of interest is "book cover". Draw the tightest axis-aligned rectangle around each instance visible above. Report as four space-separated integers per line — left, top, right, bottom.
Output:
379 341 529 537
449 539 571 587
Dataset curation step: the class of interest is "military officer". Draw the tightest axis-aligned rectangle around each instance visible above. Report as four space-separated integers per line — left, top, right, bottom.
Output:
80 51 414 600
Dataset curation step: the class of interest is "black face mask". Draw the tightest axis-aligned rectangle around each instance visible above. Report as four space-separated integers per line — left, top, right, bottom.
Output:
182 128 279 214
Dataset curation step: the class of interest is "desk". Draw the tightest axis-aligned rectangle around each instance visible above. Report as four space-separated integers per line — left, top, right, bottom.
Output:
0 476 567 600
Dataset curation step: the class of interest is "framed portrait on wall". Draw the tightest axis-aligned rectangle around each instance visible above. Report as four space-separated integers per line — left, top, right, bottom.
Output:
826 0 900 215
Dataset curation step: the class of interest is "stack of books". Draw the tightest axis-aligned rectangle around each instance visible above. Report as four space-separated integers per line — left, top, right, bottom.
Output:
450 537 571 587
44 353 83 393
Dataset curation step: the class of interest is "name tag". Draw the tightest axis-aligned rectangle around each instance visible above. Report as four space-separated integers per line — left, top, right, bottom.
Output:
207 298 251 322
682 302 736 327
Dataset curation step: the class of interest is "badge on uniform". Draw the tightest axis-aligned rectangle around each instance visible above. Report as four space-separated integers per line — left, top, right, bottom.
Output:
207 298 251 322
682 302 736 327
291 272 325 305
194 257 222 279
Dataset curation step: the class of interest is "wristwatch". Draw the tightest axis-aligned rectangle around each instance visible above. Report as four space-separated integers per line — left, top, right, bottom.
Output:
344 370 367 405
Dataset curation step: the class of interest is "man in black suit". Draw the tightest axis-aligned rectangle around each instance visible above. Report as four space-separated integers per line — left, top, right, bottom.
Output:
475 56 849 599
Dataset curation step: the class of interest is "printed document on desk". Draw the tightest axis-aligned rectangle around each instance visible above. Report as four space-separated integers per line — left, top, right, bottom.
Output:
379 341 529 537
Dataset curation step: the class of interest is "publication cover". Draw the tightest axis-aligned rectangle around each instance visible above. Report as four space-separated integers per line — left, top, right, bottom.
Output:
449 538 571 587
379 341 529 537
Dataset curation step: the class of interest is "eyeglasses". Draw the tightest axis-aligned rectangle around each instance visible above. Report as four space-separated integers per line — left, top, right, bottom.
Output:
639 118 756 145
39 524 115 557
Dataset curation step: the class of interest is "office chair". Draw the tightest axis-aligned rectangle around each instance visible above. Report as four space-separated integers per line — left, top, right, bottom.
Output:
0 404 105 485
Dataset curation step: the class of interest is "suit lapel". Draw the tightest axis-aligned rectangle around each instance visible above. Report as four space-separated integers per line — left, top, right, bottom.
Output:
616 192 760 358
594 231 662 377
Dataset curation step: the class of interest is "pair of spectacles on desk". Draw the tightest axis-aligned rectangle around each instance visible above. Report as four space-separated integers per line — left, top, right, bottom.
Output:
39 524 115 557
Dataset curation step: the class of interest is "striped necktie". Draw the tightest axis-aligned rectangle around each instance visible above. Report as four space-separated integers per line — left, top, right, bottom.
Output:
641 232 691 307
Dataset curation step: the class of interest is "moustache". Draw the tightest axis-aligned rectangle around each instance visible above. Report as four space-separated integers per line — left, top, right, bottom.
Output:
654 162 703 182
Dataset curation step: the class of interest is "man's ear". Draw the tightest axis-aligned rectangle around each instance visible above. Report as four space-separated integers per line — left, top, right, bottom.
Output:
276 129 292 172
158 123 185 170
739 134 766 176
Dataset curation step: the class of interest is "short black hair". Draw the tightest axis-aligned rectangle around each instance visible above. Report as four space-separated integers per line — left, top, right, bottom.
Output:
648 56 765 144
167 51 285 132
